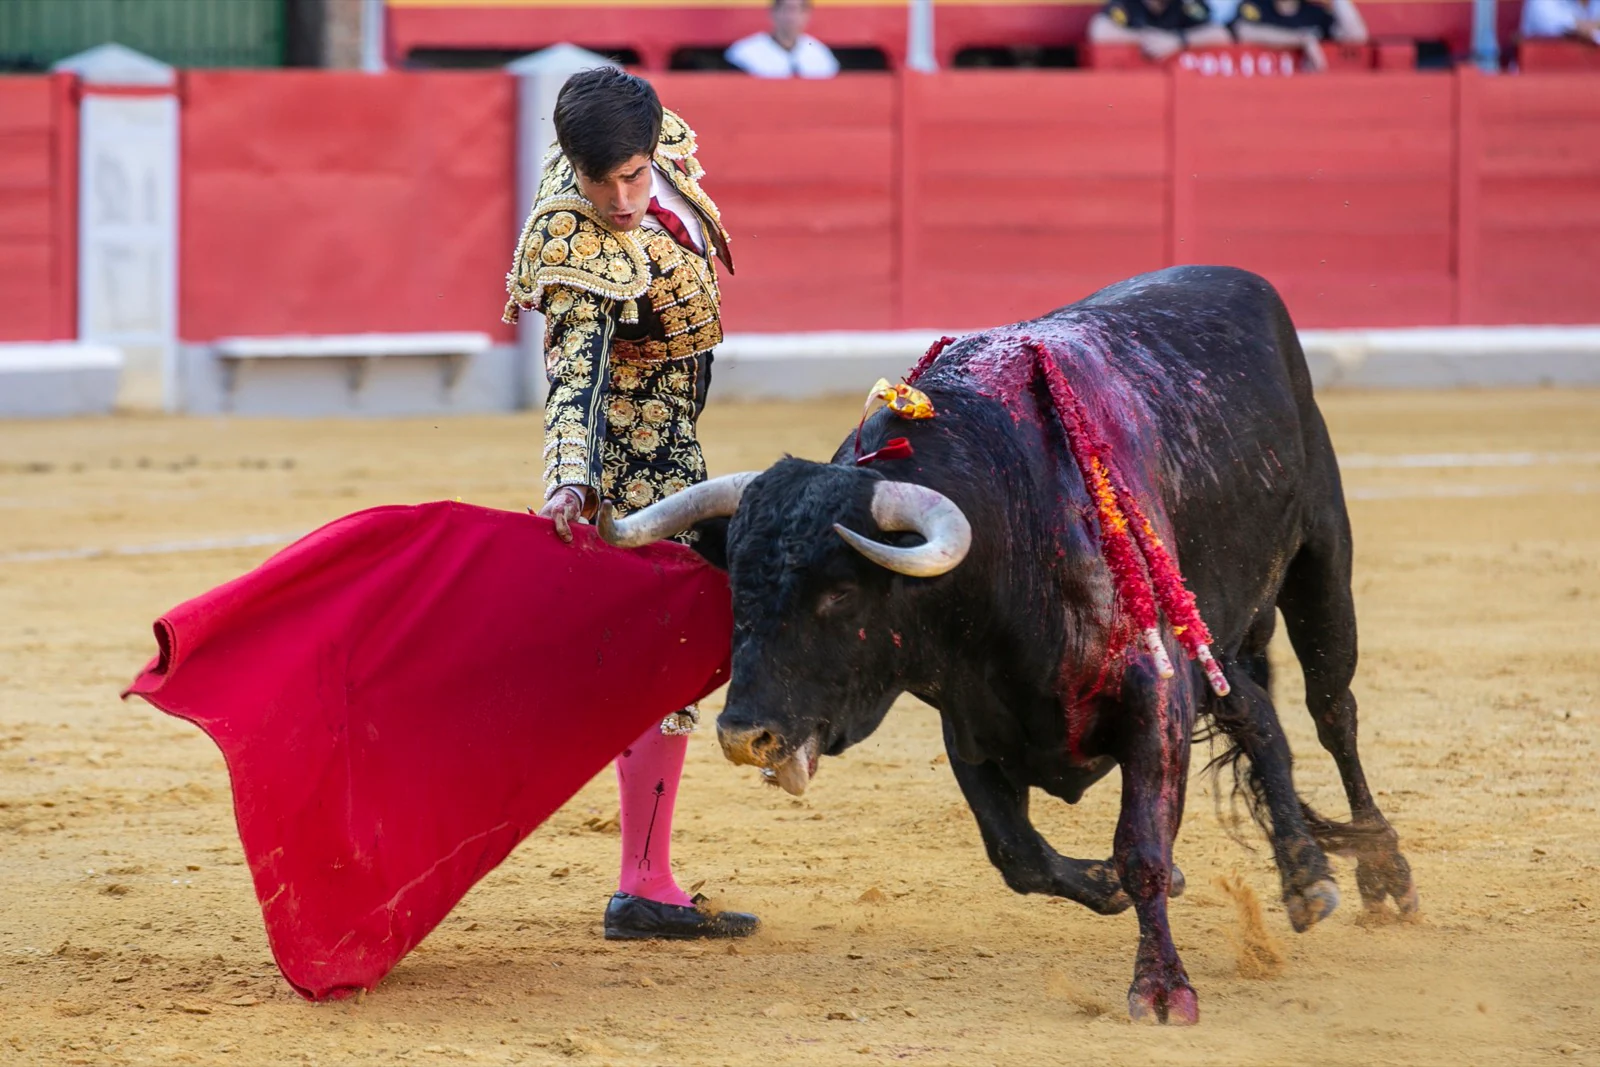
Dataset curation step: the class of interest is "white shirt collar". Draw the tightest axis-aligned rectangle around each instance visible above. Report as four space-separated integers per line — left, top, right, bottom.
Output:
643 165 706 253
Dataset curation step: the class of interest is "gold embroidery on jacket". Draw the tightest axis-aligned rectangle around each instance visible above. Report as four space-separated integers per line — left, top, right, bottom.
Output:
520 109 725 538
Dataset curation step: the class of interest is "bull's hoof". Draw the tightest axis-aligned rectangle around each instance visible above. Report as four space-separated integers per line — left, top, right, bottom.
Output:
1127 977 1199 1025
1169 864 1187 899
1396 879 1421 916
1356 849 1419 919
1284 878 1341 933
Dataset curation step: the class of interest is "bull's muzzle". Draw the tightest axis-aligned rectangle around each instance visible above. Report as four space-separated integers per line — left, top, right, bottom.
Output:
717 723 783 767
717 723 817 797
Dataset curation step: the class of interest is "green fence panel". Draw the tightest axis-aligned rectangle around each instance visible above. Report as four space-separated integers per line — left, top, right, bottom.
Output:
0 0 286 71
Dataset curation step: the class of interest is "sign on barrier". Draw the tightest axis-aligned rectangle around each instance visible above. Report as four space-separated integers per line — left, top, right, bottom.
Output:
1174 48 1299 76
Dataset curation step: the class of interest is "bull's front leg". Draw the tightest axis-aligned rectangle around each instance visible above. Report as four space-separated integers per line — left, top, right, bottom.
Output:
942 721 1130 915
1113 672 1198 1025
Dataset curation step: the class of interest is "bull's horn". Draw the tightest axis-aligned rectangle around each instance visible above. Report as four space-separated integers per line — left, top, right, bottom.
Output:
833 481 972 578
597 471 760 547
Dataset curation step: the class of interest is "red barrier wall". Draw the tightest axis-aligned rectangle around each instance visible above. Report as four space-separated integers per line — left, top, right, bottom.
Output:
180 71 515 343
169 69 1600 344
654 74 899 332
0 74 76 342
1458 70 1600 325
1172 72 1457 328
900 71 1172 329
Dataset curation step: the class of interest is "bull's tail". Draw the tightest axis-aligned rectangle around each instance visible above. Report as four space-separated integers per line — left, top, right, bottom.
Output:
1194 693 1269 848
1195 686 1394 855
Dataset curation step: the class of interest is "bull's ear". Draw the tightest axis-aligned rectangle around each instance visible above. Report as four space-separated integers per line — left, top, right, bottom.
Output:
689 517 730 570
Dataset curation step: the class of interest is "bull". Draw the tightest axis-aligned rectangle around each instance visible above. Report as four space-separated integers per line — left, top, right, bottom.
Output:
597 266 1417 1024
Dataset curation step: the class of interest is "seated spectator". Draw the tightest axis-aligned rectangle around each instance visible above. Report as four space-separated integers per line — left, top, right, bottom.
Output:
1521 0 1600 44
725 0 841 78
1231 0 1369 71
1089 0 1234 61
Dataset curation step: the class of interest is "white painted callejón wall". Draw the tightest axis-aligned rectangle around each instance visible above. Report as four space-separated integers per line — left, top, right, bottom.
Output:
505 44 621 410
54 45 180 412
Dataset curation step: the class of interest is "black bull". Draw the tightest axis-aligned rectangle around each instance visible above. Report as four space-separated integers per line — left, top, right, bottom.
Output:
598 265 1417 1024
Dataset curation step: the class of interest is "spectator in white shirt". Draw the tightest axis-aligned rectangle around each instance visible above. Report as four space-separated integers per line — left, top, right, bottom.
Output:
725 0 841 78
1522 0 1600 43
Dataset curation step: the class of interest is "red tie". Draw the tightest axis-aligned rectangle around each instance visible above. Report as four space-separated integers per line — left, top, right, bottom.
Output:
647 197 698 253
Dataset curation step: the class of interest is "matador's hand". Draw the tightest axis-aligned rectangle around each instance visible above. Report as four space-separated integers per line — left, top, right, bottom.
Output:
536 486 585 544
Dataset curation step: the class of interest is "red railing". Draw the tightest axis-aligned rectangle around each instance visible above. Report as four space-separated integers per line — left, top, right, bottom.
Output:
1084 42 1419 73
384 1 1526 70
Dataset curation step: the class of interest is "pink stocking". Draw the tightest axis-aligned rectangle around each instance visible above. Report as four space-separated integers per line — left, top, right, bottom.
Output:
614 723 693 906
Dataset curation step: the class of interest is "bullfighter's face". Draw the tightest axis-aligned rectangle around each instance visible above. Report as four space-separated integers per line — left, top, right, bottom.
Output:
575 153 653 233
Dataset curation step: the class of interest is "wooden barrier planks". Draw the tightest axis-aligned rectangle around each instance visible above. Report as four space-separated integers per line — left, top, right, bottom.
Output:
656 74 899 332
899 71 1172 329
162 68 1600 343
180 71 516 342
0 74 75 342
1458 70 1600 324
1172 71 1457 327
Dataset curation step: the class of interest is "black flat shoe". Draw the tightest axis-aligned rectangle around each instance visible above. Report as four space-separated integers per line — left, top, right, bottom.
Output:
603 892 760 941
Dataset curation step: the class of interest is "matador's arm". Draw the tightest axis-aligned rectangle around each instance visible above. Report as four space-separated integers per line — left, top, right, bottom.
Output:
541 285 617 515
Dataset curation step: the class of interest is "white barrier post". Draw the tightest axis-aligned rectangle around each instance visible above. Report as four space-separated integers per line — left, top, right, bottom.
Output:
361 0 388 74
504 45 620 411
52 44 179 413
907 0 938 74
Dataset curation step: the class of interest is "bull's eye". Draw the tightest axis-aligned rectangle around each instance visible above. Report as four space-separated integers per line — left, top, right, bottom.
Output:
816 584 857 617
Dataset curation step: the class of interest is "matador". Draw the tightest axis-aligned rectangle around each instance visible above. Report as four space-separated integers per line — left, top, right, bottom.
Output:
504 67 758 941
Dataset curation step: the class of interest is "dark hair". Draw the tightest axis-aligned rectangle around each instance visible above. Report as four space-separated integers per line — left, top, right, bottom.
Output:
553 68 663 182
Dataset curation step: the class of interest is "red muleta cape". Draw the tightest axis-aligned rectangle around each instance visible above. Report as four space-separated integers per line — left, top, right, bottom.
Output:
123 502 732 1000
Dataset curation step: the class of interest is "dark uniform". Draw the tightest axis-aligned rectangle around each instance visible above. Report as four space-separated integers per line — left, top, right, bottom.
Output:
1231 0 1338 38
503 109 732 531
1102 0 1215 31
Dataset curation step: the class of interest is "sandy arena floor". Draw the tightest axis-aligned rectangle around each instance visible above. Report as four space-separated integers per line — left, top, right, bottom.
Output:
1 389 1597 1066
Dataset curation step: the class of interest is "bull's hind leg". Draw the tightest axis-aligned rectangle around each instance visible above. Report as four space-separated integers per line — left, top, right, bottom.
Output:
942 723 1131 915
1278 530 1418 917
1115 670 1197 1024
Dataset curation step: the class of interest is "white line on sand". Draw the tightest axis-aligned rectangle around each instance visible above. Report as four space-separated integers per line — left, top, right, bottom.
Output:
0 532 301 565
2 458 1598 563
1347 482 1600 501
1340 451 1600 470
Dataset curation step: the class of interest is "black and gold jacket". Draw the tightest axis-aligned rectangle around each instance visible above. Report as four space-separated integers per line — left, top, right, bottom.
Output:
503 110 734 511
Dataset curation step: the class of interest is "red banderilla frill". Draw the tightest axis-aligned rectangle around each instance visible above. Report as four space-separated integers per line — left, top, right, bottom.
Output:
906 335 957 385
1026 339 1230 698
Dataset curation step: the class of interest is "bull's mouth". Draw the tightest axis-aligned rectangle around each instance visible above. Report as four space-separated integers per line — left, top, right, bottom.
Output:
759 736 820 797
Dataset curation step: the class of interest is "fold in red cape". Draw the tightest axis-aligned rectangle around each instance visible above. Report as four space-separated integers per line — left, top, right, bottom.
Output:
123 502 732 1001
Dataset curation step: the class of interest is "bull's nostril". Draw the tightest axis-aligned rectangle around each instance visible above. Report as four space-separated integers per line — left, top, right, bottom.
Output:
718 724 782 767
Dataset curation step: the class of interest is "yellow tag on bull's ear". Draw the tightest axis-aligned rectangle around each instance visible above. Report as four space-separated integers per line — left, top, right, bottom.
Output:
863 379 936 421
862 377 895 420
888 383 935 419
